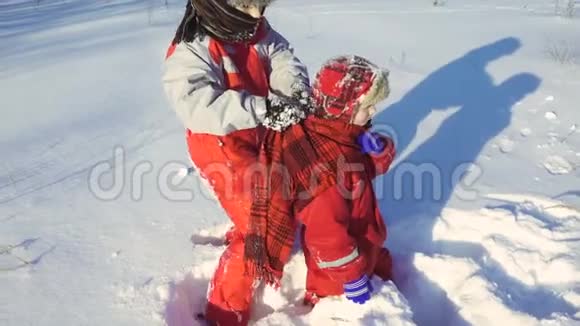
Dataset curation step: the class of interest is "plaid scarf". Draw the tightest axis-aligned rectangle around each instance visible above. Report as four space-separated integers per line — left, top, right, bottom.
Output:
244 116 367 285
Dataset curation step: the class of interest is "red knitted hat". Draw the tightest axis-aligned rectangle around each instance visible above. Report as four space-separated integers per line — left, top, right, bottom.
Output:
312 55 390 120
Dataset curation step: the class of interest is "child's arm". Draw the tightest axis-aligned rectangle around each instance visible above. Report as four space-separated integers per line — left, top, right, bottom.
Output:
266 28 310 97
298 186 367 284
163 42 267 135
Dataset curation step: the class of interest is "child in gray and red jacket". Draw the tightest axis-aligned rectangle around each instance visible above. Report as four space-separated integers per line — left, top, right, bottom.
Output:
163 1 308 324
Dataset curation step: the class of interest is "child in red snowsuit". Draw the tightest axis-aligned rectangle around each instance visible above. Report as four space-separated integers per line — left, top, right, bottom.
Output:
244 56 395 306
300 56 395 305
163 1 309 324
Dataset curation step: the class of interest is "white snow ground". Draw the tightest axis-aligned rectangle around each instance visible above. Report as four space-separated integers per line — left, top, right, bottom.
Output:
1 0 579 325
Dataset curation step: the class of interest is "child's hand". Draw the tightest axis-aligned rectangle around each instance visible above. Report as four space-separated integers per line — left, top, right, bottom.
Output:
344 274 372 304
263 91 312 132
357 132 386 154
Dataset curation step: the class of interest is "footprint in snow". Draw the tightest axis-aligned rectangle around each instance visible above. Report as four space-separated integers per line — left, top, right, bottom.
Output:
544 111 558 121
498 138 515 153
543 155 573 175
520 128 532 137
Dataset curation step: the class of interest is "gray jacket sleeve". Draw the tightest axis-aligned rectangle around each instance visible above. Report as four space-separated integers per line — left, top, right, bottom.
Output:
266 29 310 97
162 41 267 136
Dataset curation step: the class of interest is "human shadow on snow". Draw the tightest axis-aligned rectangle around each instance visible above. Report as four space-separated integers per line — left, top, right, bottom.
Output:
371 37 575 324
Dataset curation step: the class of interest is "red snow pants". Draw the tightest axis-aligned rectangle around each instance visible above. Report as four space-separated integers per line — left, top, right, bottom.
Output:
297 179 393 299
187 129 263 326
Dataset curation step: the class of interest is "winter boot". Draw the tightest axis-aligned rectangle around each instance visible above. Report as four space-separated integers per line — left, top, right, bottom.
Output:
373 247 393 281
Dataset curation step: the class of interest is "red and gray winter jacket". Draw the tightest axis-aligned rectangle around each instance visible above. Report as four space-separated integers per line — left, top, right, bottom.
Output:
162 20 309 227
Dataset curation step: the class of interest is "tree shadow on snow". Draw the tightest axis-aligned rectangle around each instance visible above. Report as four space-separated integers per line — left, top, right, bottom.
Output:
371 37 576 324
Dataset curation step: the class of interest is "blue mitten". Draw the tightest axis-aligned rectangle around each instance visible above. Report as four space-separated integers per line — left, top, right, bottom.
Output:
344 274 372 304
357 132 386 154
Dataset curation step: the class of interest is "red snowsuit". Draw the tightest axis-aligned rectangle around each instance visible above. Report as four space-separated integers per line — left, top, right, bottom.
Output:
163 20 309 325
297 129 395 299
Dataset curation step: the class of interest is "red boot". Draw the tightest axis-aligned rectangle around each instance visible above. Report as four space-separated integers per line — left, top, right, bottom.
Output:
303 291 321 307
205 302 249 326
205 237 254 326
373 248 393 281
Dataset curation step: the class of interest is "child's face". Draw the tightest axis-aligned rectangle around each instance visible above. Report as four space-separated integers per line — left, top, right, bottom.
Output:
351 105 377 126
233 5 263 18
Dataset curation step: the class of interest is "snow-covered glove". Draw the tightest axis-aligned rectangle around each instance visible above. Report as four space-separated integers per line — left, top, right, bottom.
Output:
357 131 386 154
344 274 372 304
263 87 314 132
